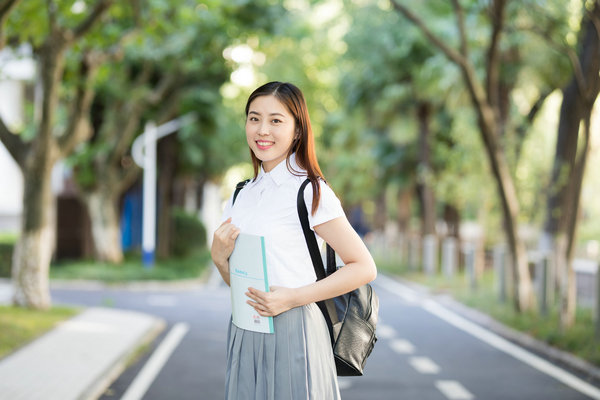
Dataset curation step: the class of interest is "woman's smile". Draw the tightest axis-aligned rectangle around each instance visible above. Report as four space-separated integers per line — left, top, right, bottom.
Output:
256 140 275 150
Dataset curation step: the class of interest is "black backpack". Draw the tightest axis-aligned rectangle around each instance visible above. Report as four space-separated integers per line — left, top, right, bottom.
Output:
297 178 378 376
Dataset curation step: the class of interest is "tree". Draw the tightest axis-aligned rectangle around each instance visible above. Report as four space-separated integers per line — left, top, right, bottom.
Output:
0 0 123 309
541 0 600 328
331 1 478 242
391 0 537 311
70 61 175 263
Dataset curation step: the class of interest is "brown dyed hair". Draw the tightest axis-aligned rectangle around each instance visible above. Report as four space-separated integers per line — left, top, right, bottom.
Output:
245 81 324 215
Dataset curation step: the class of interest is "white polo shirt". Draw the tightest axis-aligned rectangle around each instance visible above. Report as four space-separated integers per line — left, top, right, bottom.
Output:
221 154 345 288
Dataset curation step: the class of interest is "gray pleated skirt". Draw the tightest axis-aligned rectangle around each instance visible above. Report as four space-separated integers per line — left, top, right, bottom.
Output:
225 303 341 400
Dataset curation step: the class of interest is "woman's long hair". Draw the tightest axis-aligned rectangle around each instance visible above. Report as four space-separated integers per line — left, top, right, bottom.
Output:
245 81 324 215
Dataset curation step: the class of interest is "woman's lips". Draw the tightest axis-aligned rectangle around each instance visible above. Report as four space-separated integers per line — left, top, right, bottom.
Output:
256 140 274 150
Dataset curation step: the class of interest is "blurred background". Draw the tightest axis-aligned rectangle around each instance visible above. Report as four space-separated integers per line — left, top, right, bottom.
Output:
0 0 599 398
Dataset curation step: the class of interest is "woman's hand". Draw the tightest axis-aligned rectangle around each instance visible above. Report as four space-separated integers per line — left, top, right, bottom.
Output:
245 286 297 317
211 218 240 285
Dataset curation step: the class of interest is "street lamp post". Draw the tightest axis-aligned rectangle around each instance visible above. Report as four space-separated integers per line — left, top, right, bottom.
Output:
141 121 157 266
132 114 195 268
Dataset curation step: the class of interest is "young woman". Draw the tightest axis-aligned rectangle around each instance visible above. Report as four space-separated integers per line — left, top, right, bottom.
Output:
211 81 377 399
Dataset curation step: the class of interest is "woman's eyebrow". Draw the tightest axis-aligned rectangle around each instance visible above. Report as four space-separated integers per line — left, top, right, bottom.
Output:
248 111 286 117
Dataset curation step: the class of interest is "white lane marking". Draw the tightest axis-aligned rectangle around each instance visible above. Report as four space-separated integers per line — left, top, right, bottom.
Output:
390 338 415 354
377 324 396 339
375 276 600 400
375 274 418 303
121 322 190 400
146 295 178 307
423 299 600 399
338 377 352 390
436 380 474 400
409 356 440 374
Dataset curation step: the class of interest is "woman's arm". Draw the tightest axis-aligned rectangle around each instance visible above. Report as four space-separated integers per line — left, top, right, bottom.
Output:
210 217 240 286
245 216 376 316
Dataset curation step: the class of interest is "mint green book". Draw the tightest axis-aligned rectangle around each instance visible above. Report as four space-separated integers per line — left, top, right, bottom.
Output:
229 233 274 333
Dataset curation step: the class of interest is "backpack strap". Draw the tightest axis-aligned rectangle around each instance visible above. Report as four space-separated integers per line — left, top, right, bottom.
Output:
232 179 251 206
297 179 327 280
297 178 338 341
297 178 338 278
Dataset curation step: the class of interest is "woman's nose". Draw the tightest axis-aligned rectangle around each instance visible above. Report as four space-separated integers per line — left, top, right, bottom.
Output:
258 122 269 135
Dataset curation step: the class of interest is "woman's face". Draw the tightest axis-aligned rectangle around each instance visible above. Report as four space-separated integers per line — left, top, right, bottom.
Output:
246 95 296 172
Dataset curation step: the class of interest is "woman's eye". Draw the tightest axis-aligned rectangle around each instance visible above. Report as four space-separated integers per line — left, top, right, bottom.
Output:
272 119 282 124
249 117 258 122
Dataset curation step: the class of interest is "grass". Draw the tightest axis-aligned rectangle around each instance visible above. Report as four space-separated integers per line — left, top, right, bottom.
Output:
376 256 600 367
0 305 80 360
0 248 210 361
50 248 212 283
0 233 17 244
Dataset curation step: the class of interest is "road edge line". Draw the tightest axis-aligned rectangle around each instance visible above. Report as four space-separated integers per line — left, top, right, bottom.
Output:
120 322 190 400
376 274 600 400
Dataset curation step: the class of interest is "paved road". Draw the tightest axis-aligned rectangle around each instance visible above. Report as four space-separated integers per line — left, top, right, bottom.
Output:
51 275 600 400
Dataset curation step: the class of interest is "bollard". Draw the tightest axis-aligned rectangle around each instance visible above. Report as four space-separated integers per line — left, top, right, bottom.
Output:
409 236 420 271
537 255 549 316
423 235 438 276
442 237 458 278
493 244 506 303
464 243 476 290
397 234 406 266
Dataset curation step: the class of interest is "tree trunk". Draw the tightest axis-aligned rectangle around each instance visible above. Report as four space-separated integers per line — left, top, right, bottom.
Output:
84 191 123 264
554 234 576 330
443 203 460 238
416 101 436 236
373 191 387 232
397 187 412 235
157 135 177 258
541 1 600 328
11 37 66 309
12 164 54 309
3 2 111 309
476 93 533 312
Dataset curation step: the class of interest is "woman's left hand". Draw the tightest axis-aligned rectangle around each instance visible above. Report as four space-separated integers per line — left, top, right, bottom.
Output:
245 286 296 317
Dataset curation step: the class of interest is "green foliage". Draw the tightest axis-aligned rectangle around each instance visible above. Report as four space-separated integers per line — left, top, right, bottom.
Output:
50 248 211 282
170 208 207 257
5 0 597 260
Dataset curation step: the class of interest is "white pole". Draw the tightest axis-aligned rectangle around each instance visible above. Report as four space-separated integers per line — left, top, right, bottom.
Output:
131 114 195 267
142 121 157 267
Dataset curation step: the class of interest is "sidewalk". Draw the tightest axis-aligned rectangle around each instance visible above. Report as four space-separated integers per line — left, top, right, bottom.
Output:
0 282 165 400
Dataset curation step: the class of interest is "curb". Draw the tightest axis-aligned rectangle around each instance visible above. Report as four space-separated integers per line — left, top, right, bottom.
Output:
83 314 166 400
0 307 166 400
395 276 600 385
49 277 207 292
0 264 215 294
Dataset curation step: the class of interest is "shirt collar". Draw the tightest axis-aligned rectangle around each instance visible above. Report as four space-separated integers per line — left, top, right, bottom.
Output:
255 153 305 187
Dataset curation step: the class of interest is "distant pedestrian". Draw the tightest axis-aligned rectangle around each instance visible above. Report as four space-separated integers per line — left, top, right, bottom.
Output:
211 81 377 399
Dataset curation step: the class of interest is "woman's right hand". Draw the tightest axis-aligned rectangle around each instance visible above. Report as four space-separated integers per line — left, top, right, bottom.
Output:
211 218 240 268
